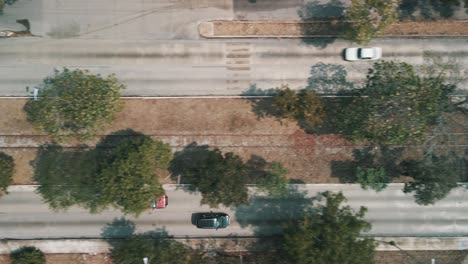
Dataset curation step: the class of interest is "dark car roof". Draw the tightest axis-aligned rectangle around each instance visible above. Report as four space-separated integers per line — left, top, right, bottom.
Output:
196 213 230 229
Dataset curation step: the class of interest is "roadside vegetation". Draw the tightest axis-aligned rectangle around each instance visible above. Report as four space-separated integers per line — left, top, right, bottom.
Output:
33 130 171 216
0 152 14 197
105 191 375 264
170 143 289 208
343 0 400 45
402 153 464 205
10 247 45 264
282 192 376 264
270 59 457 145
24 68 125 142
236 190 376 263
338 60 455 144
258 54 466 204
271 87 325 132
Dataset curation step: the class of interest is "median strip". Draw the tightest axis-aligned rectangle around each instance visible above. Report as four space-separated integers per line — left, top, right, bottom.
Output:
199 20 468 38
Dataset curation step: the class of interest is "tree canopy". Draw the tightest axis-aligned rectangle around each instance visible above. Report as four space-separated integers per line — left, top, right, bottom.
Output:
96 135 171 215
282 191 376 264
34 132 172 215
402 154 463 205
171 144 249 207
0 152 14 196
356 166 388 192
340 61 455 144
111 235 192 264
272 87 325 131
10 246 46 264
343 0 400 44
24 68 125 141
171 143 289 207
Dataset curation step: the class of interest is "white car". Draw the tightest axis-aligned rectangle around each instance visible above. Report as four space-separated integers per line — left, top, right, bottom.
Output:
344 47 382 61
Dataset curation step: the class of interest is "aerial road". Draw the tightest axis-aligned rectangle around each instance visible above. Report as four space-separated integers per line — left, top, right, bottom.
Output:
0 37 467 96
0 184 467 239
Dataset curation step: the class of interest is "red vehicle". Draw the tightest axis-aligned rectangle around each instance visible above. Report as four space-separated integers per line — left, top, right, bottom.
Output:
151 194 168 209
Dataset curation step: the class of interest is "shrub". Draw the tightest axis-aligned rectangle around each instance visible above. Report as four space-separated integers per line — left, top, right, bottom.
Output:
11 247 46 264
356 166 388 192
0 152 14 195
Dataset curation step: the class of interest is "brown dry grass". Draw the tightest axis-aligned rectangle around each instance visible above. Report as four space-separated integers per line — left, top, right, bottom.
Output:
1 251 467 264
0 98 465 185
0 253 112 264
209 20 468 36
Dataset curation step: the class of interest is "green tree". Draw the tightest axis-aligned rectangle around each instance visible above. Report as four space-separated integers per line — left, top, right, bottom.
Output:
171 144 249 207
24 68 125 141
402 154 462 205
33 143 99 210
343 0 400 44
111 235 191 264
341 61 455 144
34 132 172 215
10 247 45 264
96 135 172 215
0 152 14 195
272 87 325 130
356 166 388 192
256 162 289 197
282 191 376 264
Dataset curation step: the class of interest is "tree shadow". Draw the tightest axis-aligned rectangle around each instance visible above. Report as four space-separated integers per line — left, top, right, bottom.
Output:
32 129 158 213
242 83 279 96
94 129 146 164
245 154 270 183
169 142 212 186
101 217 136 239
233 0 302 14
32 142 100 211
235 187 319 245
303 90 359 135
298 0 345 20
298 0 345 48
305 63 355 94
241 84 282 121
331 145 405 183
399 0 464 20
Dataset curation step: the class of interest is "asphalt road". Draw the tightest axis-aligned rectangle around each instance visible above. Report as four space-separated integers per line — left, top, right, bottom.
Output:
1 184 468 239
0 37 467 96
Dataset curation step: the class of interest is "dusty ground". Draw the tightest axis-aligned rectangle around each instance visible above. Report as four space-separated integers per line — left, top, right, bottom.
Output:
209 20 468 36
0 254 112 264
0 98 465 185
374 250 468 264
1 251 467 264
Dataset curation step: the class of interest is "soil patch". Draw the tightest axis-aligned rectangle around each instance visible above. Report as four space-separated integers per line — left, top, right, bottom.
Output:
0 253 112 264
1 250 466 264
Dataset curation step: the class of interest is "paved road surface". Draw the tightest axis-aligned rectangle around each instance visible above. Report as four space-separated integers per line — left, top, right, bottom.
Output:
1 184 468 239
0 37 467 96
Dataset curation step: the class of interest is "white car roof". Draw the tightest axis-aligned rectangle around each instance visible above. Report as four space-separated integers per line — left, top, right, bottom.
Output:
361 48 374 58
